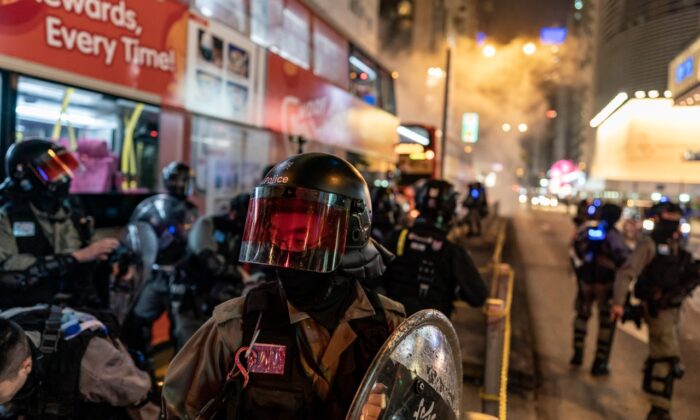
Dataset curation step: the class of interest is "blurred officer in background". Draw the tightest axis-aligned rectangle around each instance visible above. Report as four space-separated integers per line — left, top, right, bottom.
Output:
0 139 120 310
123 162 199 352
612 202 700 420
570 203 630 375
463 182 488 237
382 179 487 317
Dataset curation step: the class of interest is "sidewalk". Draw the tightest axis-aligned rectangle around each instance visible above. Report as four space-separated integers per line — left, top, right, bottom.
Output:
451 216 538 419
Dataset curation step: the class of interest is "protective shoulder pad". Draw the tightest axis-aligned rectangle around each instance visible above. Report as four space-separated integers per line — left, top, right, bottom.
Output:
376 293 406 318
212 296 246 325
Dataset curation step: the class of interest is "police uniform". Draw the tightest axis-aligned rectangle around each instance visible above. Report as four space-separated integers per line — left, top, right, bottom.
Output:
1 305 153 419
382 221 487 317
172 211 247 343
614 236 698 415
463 183 488 237
383 179 487 318
125 193 199 351
570 219 630 372
164 152 405 419
0 139 110 310
162 281 405 419
0 199 95 309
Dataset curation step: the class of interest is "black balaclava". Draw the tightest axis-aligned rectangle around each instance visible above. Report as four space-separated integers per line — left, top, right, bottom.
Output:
29 181 71 215
651 218 680 244
278 270 357 333
599 204 622 228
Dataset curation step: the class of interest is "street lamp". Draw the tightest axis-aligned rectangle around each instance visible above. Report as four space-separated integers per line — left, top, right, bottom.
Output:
518 123 528 133
523 42 536 56
502 123 511 132
483 45 496 58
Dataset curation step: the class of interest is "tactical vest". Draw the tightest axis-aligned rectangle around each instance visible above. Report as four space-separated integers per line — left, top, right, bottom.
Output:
572 223 608 284
635 246 692 310
7 306 125 420
593 229 624 284
385 228 454 315
0 200 91 308
223 282 390 420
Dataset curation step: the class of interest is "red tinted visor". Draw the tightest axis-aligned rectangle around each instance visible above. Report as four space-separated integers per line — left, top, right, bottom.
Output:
239 185 351 273
31 149 81 184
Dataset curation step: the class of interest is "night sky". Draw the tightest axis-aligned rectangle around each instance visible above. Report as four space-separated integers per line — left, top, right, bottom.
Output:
483 0 574 43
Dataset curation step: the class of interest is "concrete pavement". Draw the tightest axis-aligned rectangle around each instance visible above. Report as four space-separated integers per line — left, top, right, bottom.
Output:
513 209 700 419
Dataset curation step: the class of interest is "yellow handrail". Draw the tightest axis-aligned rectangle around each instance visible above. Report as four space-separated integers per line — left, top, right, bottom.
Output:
499 268 515 420
479 219 514 420
121 104 144 190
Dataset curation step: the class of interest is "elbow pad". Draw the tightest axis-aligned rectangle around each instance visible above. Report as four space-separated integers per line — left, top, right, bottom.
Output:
25 254 79 280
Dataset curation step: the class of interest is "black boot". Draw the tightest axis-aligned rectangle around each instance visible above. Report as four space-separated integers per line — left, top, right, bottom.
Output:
590 358 610 376
570 348 583 366
646 406 672 420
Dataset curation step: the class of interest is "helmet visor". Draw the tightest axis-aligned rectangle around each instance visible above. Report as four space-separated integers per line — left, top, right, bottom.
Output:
31 149 80 184
239 186 351 273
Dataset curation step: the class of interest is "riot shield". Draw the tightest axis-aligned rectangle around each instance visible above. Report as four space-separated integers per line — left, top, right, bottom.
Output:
347 309 462 420
130 194 197 264
130 194 197 236
110 221 159 323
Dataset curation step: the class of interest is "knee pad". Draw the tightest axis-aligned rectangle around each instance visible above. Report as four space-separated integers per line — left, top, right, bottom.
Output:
643 357 683 399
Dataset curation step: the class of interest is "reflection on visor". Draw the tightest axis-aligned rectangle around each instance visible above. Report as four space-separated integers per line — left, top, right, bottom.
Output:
31 149 81 184
239 186 351 273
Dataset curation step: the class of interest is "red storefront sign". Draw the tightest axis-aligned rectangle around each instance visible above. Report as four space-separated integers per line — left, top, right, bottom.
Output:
264 51 398 157
0 0 189 105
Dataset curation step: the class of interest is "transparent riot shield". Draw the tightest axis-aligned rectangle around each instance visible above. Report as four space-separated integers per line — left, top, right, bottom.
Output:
130 193 197 264
347 309 462 420
109 221 159 324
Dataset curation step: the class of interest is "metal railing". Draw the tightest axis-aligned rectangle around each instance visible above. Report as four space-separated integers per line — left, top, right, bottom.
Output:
479 221 515 420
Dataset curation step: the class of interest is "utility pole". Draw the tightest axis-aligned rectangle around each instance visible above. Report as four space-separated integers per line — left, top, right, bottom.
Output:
440 47 451 178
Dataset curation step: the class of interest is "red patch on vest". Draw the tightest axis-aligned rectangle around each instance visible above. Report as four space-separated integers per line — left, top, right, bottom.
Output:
247 343 287 375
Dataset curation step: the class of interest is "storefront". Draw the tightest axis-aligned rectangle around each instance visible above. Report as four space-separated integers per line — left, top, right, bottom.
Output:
0 0 190 197
185 12 276 214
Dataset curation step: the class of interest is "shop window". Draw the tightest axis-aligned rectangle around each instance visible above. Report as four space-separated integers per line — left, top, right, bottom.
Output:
379 69 397 114
191 116 272 214
349 48 380 106
15 76 160 193
312 17 349 89
252 0 311 69
194 0 248 34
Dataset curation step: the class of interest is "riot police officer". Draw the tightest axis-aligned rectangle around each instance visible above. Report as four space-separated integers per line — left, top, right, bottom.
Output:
611 202 699 420
0 306 154 419
370 185 401 242
124 162 199 351
463 182 488 237
175 194 253 338
162 153 405 419
381 179 487 317
570 203 630 375
0 139 120 309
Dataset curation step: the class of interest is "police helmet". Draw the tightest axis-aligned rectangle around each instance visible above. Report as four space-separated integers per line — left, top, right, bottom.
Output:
415 179 457 226
4 139 80 195
162 161 192 198
239 153 372 273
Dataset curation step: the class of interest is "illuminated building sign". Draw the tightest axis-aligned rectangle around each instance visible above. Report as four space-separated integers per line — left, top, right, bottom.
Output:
675 57 694 84
540 27 567 45
461 113 479 144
